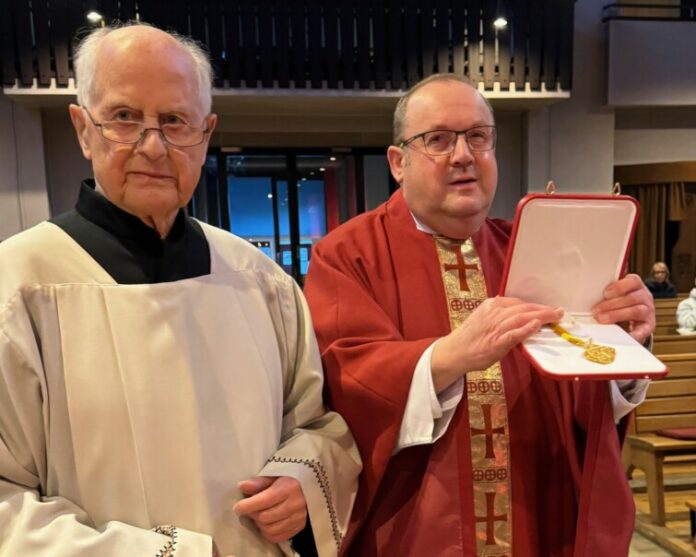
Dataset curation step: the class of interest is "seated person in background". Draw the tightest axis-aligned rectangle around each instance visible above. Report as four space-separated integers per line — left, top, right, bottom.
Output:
644 261 678 299
677 277 696 335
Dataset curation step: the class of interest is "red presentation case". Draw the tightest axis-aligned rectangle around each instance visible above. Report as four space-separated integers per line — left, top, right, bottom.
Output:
500 193 668 381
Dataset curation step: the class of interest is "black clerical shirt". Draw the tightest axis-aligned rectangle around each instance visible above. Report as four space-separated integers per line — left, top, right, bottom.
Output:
50 180 210 284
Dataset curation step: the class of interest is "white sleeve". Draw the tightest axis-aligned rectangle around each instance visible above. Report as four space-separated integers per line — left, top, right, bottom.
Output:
609 379 651 422
677 299 696 329
256 281 361 557
394 340 464 453
0 324 212 557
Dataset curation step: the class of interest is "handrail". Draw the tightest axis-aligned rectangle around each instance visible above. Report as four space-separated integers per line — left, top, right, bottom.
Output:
602 2 696 22
2 0 576 93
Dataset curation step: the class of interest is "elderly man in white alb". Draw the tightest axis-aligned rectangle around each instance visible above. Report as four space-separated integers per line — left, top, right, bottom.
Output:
0 23 360 557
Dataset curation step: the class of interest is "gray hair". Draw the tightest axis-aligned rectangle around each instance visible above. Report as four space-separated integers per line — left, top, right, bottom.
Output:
393 73 494 144
74 22 213 113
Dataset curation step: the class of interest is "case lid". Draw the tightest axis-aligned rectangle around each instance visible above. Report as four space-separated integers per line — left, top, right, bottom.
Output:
501 194 638 312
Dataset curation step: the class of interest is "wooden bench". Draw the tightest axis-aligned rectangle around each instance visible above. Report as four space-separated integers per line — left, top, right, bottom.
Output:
655 323 678 336
688 500 695 540
653 297 686 335
624 351 696 525
653 334 696 355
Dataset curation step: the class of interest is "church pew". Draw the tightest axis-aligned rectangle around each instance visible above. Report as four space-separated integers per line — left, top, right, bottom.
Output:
625 351 696 526
653 296 686 335
653 296 686 321
654 296 686 309
655 324 678 336
653 335 696 355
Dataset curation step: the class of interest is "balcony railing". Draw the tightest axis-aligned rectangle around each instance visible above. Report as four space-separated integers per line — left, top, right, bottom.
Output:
602 2 696 21
2 0 575 93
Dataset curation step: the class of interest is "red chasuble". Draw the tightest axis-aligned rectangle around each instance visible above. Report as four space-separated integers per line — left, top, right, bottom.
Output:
304 190 634 557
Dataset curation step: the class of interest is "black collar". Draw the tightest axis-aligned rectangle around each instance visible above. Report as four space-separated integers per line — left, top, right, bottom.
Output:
50 180 211 284
75 180 187 255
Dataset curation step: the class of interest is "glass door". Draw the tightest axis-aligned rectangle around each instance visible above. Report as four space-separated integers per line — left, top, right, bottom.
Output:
192 149 374 284
225 154 293 273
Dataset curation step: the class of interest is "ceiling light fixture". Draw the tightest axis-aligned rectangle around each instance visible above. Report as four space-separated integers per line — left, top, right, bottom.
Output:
493 17 508 29
86 10 103 24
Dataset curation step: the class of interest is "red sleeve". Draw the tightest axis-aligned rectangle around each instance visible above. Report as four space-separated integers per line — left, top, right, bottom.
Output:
304 237 436 533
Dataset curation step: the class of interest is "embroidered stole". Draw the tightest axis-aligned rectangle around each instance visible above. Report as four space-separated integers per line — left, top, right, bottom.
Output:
435 236 513 557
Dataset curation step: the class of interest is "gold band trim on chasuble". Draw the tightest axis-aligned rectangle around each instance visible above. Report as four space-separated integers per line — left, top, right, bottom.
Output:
435 237 513 557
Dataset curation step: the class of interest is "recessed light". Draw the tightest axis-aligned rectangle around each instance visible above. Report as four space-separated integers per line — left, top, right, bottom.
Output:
86 10 103 23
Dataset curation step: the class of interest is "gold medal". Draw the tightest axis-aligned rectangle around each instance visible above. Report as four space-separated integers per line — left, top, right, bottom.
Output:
549 323 616 365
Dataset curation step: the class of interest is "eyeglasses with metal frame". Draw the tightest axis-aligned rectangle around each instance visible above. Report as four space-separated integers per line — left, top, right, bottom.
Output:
399 126 497 156
82 107 211 147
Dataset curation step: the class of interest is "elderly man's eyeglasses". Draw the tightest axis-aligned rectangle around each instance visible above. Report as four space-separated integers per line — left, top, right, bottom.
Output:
399 126 497 156
82 107 210 147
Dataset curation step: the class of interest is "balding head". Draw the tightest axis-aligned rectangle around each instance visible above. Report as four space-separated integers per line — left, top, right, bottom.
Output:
392 73 494 145
74 23 213 114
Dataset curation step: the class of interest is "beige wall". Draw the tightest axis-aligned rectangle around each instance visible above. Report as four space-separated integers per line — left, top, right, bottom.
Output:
42 107 93 215
490 111 524 220
615 108 696 166
0 94 50 241
525 0 616 194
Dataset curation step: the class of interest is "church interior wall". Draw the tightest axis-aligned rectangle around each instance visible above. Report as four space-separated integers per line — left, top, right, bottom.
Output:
363 155 390 212
0 94 50 241
42 106 93 216
490 111 524 220
615 108 696 166
608 20 696 107
525 0 616 195
4 0 695 238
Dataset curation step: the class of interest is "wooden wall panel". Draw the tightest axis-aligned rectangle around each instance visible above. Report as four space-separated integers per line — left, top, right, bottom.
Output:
435 0 450 74
324 3 340 88
420 0 435 78
387 0 404 89
291 2 306 88
512 0 528 89
451 0 465 77
307 0 323 89
404 0 419 86
482 0 495 89
373 0 387 88
356 0 371 88
340 0 355 88
466 0 482 83
258 1 274 88
1 0 17 85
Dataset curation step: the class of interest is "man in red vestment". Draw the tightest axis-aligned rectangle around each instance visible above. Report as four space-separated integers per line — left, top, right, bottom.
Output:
304 74 654 557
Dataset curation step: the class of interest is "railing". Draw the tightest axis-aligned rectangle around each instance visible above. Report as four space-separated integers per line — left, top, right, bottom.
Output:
2 0 575 92
602 2 696 21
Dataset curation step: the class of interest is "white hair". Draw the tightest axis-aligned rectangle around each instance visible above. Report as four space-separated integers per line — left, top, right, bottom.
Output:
74 22 213 113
